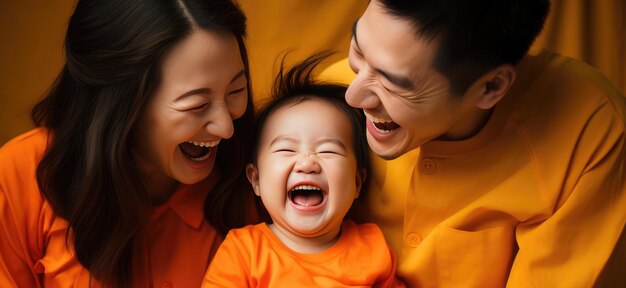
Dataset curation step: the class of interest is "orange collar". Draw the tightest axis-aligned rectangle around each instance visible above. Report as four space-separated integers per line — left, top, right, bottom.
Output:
150 176 213 229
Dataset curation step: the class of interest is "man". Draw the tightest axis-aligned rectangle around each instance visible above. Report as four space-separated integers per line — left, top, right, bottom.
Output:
341 0 626 286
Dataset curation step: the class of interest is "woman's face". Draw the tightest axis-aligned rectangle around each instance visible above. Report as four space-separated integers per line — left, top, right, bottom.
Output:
133 29 248 191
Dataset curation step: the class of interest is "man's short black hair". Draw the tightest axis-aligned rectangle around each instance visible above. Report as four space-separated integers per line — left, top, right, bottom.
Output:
379 0 550 94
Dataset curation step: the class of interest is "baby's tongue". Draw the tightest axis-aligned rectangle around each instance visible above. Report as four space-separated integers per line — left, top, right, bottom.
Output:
292 191 323 206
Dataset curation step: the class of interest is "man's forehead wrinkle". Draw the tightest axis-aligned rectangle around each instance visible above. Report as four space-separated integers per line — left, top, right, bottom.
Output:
355 2 446 93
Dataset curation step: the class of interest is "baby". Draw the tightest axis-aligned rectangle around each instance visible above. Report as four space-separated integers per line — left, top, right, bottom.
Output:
203 53 402 287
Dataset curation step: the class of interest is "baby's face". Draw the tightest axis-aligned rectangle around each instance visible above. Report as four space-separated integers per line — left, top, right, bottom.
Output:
247 98 362 244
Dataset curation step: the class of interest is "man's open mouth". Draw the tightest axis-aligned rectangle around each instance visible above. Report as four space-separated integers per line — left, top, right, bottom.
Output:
178 140 220 162
365 112 400 133
289 184 326 207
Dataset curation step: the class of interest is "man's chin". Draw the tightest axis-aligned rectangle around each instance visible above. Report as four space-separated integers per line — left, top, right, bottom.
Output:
366 138 406 160
379 153 403 160
367 133 424 160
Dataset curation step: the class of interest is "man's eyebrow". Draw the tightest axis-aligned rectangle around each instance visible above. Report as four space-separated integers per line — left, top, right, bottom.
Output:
351 18 414 90
375 68 415 90
351 19 360 49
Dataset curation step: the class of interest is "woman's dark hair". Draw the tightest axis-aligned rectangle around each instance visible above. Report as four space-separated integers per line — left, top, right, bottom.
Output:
252 52 369 188
31 0 254 286
377 0 550 94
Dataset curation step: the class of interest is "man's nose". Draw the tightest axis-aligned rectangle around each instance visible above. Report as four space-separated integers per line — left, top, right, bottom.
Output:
345 69 381 109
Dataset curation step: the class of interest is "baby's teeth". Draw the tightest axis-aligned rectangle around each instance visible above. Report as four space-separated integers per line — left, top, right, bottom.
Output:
291 185 321 191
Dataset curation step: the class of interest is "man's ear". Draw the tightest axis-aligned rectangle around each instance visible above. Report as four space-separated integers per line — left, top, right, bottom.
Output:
246 163 261 196
475 64 516 109
354 168 367 199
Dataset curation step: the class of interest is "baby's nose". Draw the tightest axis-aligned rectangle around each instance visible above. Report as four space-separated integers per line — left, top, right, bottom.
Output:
293 154 321 174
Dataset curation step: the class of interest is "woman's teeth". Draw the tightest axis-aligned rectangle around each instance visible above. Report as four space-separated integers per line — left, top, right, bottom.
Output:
188 139 220 148
179 139 221 162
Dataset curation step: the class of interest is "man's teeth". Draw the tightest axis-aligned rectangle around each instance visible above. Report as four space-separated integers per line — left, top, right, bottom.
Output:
188 139 220 148
364 112 393 124
291 185 321 191
365 112 396 134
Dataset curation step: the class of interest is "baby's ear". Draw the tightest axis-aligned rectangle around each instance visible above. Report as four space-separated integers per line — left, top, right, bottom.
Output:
354 168 367 199
246 163 261 196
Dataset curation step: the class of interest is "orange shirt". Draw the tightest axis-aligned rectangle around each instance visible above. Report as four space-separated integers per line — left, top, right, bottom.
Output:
321 49 626 287
0 128 223 287
203 220 403 287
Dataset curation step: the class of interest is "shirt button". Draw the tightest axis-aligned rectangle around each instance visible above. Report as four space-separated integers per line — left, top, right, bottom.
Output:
405 232 422 248
420 158 437 175
162 282 173 288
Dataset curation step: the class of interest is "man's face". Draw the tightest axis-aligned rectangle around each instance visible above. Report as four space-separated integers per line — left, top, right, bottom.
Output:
346 0 484 160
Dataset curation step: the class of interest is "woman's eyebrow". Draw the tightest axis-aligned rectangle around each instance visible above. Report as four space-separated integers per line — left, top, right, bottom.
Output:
176 88 211 101
175 69 246 101
230 69 246 84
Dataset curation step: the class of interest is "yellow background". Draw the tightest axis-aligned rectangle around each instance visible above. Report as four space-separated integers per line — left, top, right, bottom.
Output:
0 0 624 144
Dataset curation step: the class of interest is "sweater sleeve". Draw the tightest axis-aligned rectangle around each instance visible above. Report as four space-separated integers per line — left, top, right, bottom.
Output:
508 101 626 287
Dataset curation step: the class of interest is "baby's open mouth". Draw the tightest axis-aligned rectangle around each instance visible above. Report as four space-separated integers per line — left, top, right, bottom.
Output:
289 185 325 207
178 140 220 162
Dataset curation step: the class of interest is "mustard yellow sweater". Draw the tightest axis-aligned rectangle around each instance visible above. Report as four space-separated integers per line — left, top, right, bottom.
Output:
322 49 626 287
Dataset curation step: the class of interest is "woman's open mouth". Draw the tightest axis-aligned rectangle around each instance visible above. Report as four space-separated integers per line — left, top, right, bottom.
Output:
178 140 220 162
288 184 327 211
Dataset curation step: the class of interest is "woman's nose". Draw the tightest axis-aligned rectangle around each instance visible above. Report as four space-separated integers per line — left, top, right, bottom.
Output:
293 154 321 174
205 103 235 139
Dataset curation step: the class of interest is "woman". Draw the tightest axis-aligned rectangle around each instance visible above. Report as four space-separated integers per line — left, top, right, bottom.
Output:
0 0 255 287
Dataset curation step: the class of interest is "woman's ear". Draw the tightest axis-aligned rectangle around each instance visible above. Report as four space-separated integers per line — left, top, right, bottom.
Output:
475 64 516 109
354 168 367 199
246 163 261 196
